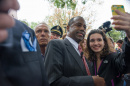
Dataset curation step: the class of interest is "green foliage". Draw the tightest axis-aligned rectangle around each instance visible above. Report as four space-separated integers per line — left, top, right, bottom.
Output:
19 19 29 26
30 22 38 30
19 19 39 30
82 0 88 4
106 28 125 42
66 0 76 10
47 0 91 10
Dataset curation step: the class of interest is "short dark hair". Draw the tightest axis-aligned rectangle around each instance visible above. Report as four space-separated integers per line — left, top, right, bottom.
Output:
68 16 84 26
116 40 123 44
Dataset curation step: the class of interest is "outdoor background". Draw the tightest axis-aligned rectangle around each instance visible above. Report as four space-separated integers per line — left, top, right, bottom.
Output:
17 0 130 41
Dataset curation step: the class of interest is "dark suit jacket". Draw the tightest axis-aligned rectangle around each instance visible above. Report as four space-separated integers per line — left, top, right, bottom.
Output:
44 38 94 86
0 19 49 86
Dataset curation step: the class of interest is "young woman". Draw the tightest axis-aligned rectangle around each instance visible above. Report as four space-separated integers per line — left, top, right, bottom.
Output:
86 29 129 86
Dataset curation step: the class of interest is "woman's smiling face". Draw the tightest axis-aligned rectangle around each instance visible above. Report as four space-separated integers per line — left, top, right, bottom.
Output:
89 33 105 53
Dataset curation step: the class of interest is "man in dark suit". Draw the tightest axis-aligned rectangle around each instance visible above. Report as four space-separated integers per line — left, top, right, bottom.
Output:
0 0 49 86
44 16 105 86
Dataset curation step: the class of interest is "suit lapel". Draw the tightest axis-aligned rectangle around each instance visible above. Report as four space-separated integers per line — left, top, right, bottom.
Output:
64 38 87 75
86 59 93 75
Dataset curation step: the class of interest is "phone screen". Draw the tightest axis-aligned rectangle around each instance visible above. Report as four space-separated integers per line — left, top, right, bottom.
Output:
111 5 125 16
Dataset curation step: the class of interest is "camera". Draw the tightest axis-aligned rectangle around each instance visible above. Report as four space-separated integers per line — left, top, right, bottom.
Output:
98 21 112 33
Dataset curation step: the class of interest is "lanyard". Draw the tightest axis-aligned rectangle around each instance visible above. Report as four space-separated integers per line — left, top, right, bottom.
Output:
94 59 103 75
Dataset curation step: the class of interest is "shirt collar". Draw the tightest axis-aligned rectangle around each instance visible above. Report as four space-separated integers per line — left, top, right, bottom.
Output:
66 36 79 50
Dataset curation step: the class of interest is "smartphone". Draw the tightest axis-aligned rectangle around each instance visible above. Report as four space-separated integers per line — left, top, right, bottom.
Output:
111 5 125 28
111 5 125 16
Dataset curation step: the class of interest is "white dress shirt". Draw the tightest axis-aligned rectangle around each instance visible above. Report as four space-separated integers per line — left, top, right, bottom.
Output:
66 36 80 56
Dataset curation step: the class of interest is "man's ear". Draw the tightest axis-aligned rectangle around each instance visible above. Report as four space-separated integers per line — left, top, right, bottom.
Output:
50 35 53 40
67 26 69 32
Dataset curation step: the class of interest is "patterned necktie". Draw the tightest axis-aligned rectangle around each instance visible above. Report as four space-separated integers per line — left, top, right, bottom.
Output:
78 45 91 75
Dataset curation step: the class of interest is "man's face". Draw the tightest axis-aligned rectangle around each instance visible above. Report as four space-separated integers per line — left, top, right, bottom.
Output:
116 43 122 48
50 33 60 39
35 24 50 47
67 17 86 43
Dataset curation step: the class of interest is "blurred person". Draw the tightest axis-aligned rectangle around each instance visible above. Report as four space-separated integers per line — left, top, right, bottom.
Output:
0 0 19 43
116 40 123 49
0 0 49 86
80 39 88 59
86 29 130 86
108 37 116 52
62 33 67 39
50 25 63 40
34 22 50 61
80 39 87 50
45 16 106 86
111 9 130 86
116 40 123 53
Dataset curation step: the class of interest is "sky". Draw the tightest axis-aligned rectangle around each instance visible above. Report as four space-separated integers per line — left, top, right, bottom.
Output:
17 0 130 28
90 0 130 28
17 0 52 23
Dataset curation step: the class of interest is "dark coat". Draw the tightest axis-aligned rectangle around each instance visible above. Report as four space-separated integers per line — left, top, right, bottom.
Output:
91 37 130 86
0 19 49 86
44 38 94 86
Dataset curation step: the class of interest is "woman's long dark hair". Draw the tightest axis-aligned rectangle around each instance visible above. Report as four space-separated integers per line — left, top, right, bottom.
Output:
86 29 110 61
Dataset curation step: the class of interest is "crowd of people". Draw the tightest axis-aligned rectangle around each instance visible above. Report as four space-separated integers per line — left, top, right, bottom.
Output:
0 0 130 86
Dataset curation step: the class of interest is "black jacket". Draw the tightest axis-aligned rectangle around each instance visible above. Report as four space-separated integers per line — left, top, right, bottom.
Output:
91 37 130 86
45 38 94 86
0 19 49 86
